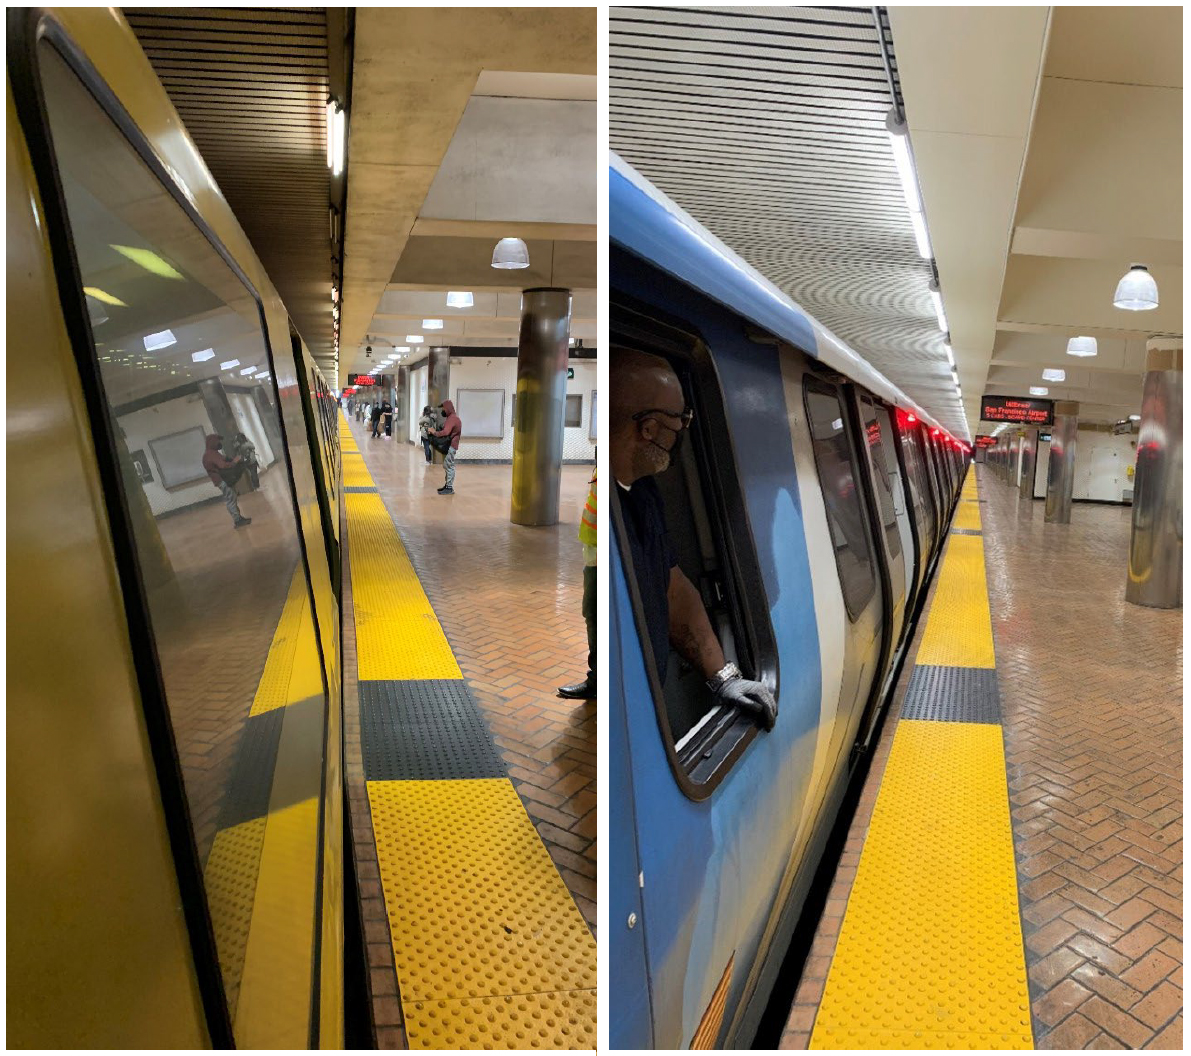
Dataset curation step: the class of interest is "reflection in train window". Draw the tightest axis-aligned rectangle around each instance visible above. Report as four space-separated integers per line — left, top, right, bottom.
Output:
804 381 877 620
39 44 324 1045
896 413 936 550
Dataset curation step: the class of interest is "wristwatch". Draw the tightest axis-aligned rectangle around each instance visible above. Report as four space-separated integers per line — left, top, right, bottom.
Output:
706 661 742 694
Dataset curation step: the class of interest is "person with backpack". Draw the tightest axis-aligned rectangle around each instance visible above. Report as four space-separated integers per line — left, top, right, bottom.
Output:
370 400 384 439
382 400 394 438
201 433 251 529
429 399 462 494
418 405 437 463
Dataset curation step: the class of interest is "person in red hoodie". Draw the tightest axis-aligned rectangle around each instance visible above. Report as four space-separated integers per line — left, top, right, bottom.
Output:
202 433 252 528
432 399 462 495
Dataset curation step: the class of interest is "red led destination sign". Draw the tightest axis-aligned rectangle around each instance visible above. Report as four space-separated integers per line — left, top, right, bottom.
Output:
975 435 996 448
979 395 1054 426
347 374 377 386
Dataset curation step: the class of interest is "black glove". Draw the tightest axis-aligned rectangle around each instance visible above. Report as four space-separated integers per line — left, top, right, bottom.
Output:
714 673 777 731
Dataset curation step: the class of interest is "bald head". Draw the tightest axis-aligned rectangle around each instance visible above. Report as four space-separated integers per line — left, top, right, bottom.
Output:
610 346 687 484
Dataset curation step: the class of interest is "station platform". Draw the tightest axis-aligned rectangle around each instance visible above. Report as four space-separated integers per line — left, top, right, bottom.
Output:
781 467 1182 1051
338 417 597 1049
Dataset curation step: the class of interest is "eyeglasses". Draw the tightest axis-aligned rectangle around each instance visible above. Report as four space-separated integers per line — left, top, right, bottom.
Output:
632 406 695 430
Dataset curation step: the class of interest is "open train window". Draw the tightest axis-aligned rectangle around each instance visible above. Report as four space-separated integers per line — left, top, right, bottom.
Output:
611 301 778 800
804 379 878 621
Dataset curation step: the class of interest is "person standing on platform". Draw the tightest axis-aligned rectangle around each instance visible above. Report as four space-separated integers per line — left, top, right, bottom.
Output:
201 433 251 529
382 399 394 439
559 468 597 700
370 400 383 439
418 405 436 463
432 399 462 495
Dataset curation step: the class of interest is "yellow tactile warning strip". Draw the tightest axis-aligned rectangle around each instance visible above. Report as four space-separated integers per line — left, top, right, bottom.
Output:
914 533 995 668
810 471 1033 1050
368 780 596 994
343 451 373 489
345 491 462 681
204 815 268 1018
951 496 982 533
343 413 597 1048
810 723 1031 1049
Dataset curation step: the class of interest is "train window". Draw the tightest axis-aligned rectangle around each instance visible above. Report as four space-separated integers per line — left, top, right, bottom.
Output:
859 395 902 560
610 305 778 799
895 413 936 547
804 380 877 620
37 43 325 1043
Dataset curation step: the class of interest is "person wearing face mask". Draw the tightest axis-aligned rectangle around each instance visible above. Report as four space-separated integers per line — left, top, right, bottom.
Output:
610 347 776 730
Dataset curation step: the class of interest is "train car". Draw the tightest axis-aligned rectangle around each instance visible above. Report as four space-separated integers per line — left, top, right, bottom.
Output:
8 8 344 1047
608 154 969 1049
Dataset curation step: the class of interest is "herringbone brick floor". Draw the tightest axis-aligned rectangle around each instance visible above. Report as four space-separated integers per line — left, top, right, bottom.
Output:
981 470 1182 1050
347 425 597 925
781 470 1182 1050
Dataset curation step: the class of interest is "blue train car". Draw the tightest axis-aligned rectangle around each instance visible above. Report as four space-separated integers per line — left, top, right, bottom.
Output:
609 155 967 1049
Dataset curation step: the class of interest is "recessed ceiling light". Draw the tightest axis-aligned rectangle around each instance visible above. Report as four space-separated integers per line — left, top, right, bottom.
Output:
1066 336 1098 357
447 291 474 308
423 319 443 330
144 329 176 351
1042 368 1066 382
220 359 240 370
406 335 424 343
1129 414 1141 421
395 346 410 353
191 348 215 363
1030 386 1049 396
240 366 255 375
254 371 269 379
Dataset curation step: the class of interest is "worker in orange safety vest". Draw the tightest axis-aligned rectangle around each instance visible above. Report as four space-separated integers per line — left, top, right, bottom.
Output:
558 467 596 700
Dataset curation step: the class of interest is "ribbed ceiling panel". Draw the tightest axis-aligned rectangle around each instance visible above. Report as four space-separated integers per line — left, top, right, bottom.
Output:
124 7 333 361
610 5 964 434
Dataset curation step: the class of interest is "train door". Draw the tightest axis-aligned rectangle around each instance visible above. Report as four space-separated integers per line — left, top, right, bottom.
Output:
803 377 885 768
846 390 907 746
892 410 936 604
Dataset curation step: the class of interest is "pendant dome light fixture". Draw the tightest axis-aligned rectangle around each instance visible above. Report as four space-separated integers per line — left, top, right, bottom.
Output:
1113 264 1158 310
1066 336 1098 357
491 237 530 270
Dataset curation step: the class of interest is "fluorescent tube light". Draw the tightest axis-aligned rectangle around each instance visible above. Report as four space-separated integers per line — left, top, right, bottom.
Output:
220 359 240 370
423 319 443 330
928 281 948 333
191 348 215 363
144 330 176 351
1041 368 1066 382
1030 386 1049 396
447 291 474 308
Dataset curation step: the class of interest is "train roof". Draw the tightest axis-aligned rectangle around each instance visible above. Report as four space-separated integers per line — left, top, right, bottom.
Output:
610 152 953 439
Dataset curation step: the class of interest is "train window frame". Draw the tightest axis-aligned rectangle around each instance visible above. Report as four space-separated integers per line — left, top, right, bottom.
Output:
858 394 903 561
610 295 779 802
803 376 879 622
8 13 331 1045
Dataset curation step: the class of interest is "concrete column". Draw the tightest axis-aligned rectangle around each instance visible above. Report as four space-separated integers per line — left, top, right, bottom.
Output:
1127 342 1182 608
197 377 238 440
511 287 571 527
395 364 409 441
1045 400 1079 523
1019 429 1038 499
427 347 451 464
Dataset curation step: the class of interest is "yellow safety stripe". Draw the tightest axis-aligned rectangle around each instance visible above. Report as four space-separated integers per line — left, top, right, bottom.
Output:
249 570 323 716
342 414 597 1048
811 473 1032 1050
914 532 995 668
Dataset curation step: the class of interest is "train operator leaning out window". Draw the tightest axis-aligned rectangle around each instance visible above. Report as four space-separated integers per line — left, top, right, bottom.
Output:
611 348 777 729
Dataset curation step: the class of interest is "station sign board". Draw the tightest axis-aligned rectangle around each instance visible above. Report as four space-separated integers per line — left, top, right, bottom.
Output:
975 435 995 448
979 394 1054 426
347 373 376 386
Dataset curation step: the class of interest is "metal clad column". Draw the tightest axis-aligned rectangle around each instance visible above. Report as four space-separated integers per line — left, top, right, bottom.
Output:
1045 401 1079 523
1127 343 1182 608
395 364 409 441
428 347 451 465
1019 429 1038 499
511 287 571 526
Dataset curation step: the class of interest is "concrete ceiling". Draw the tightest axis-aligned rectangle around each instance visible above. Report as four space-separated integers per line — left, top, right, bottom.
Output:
340 8 596 385
892 5 1182 432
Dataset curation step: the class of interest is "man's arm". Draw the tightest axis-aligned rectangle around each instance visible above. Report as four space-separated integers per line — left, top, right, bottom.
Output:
666 564 778 730
667 566 725 678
